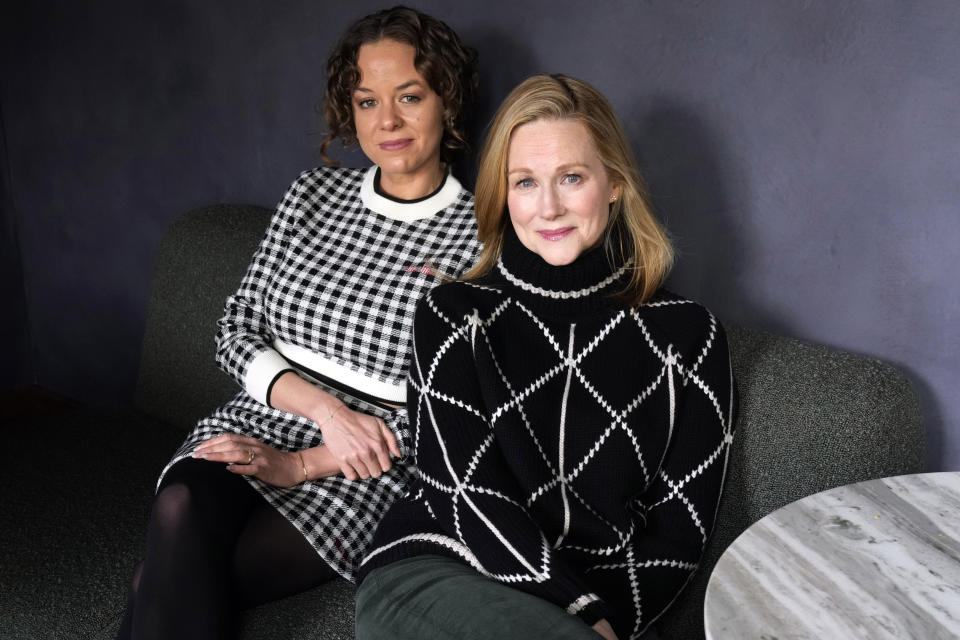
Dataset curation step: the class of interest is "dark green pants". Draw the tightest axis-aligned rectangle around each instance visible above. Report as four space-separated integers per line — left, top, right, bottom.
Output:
356 555 656 640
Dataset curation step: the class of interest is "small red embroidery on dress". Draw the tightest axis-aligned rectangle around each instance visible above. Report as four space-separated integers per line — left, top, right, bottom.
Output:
406 265 436 276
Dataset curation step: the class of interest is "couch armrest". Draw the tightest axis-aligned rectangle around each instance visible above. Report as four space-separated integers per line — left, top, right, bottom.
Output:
657 324 924 640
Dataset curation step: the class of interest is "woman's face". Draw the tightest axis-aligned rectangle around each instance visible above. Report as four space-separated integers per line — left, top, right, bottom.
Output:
506 118 619 266
353 39 445 197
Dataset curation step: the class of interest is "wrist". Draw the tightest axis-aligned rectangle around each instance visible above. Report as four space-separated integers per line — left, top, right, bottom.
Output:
301 445 341 478
296 450 309 484
312 399 347 429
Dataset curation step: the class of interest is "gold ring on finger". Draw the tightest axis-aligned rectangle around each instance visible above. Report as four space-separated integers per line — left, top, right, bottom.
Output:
247 450 256 464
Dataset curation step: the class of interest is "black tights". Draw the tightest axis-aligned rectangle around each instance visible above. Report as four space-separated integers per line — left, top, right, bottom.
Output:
116 458 337 640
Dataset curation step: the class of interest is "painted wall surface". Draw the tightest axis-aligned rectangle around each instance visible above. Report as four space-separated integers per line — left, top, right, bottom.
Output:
3 1 958 469
0 96 33 391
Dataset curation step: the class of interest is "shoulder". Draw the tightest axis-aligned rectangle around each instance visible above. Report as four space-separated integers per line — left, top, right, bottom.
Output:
435 178 477 230
414 279 506 328
274 166 368 223
287 166 366 197
633 289 728 360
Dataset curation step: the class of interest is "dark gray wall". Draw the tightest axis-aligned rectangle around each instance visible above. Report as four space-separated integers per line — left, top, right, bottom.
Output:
0 88 33 391
3 1 958 470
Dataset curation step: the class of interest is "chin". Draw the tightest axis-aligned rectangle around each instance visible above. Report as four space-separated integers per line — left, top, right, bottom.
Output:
378 157 410 173
539 250 580 266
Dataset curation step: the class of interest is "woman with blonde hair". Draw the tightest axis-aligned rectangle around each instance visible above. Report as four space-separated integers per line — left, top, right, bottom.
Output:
356 74 735 640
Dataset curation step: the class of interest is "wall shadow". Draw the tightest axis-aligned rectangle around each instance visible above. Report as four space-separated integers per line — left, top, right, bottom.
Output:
882 361 944 471
0 97 34 391
628 101 947 470
453 27 540 190
627 99 784 334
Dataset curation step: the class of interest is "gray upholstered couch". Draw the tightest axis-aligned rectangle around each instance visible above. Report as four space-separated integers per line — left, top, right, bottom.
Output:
0 205 924 639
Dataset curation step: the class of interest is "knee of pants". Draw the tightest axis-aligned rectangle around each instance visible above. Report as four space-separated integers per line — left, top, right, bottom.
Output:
355 556 601 640
355 557 476 640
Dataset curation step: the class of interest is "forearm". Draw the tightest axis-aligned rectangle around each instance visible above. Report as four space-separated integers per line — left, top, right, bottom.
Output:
272 371 400 480
269 372 351 479
269 370 346 424
299 445 342 479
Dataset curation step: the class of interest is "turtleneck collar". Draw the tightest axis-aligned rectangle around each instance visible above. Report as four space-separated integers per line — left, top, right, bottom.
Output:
494 224 632 318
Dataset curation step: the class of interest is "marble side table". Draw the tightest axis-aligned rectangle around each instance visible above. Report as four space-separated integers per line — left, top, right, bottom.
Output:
704 472 960 639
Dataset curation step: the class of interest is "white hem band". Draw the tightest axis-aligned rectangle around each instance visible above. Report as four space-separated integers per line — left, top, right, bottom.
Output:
273 339 406 404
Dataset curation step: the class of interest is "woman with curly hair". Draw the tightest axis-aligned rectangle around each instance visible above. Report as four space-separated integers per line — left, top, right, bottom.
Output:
117 7 480 639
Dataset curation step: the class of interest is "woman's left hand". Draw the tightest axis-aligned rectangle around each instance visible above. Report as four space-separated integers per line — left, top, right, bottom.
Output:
193 434 304 488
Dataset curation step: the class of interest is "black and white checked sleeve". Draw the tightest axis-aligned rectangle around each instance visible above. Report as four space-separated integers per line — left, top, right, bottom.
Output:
214 172 310 406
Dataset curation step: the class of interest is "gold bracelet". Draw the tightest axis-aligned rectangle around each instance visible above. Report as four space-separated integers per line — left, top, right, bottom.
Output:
319 403 347 429
297 451 308 483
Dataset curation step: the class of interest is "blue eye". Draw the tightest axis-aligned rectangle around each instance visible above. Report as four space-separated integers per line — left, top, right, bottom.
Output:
516 177 535 189
562 174 582 185
357 98 376 109
399 94 421 104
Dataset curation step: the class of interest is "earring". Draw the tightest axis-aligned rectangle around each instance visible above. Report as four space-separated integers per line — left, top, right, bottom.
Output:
610 195 618 203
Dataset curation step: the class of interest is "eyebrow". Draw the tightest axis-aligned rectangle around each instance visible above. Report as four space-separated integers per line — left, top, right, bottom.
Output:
507 162 590 176
355 79 426 94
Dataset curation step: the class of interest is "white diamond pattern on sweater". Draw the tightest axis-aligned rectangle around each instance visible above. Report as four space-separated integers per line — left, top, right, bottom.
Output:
362 254 735 640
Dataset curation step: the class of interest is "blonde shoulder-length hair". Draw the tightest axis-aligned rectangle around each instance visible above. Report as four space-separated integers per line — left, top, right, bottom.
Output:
465 74 674 306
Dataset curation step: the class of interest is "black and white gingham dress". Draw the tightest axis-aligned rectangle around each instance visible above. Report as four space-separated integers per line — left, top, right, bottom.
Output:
159 165 480 581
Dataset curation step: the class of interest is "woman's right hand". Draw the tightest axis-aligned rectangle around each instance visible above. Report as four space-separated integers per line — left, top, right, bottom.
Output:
592 619 619 640
317 406 400 481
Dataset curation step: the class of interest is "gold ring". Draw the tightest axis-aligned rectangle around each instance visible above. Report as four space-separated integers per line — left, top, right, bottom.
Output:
247 450 256 464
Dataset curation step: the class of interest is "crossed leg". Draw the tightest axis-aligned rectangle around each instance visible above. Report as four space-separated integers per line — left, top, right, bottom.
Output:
116 458 336 640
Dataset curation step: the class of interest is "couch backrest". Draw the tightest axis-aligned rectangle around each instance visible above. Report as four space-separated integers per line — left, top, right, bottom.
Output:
135 204 272 428
658 325 924 639
136 204 925 639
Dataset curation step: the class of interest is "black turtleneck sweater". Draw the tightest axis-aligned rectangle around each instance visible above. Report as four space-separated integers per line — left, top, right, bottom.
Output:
359 228 735 639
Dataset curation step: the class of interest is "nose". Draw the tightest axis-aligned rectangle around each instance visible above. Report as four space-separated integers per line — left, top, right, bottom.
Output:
379 102 402 131
540 185 561 220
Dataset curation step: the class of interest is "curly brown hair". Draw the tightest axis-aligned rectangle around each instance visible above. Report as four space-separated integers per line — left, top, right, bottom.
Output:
320 6 478 165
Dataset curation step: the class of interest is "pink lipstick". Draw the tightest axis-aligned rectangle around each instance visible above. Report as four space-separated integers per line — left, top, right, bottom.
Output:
537 227 574 241
379 139 412 151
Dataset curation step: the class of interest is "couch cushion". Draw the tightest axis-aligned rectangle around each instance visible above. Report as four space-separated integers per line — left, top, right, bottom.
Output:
134 205 272 430
238 581 356 640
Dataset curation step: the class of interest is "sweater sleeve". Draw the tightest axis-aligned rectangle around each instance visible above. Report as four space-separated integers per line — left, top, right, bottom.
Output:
214 172 311 406
406 291 613 627
625 312 735 632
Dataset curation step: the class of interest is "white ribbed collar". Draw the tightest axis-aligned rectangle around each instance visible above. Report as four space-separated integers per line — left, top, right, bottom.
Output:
496 259 633 300
359 165 463 222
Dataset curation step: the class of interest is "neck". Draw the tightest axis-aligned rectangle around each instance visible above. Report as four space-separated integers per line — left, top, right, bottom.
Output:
494 225 632 319
379 164 444 200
